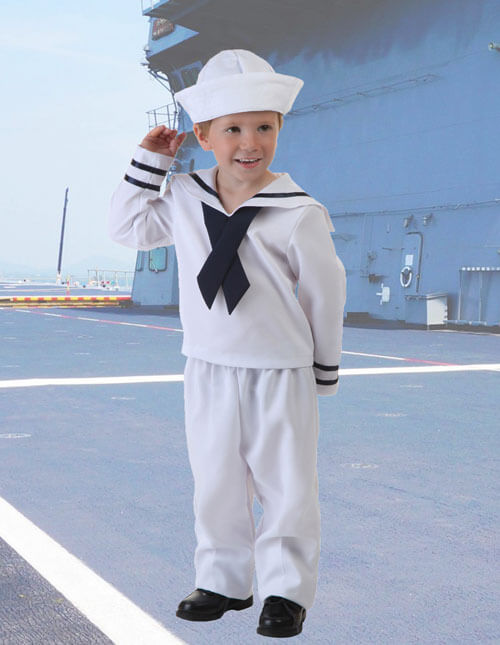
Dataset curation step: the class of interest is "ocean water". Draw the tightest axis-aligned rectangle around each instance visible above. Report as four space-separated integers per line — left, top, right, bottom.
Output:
0 271 133 291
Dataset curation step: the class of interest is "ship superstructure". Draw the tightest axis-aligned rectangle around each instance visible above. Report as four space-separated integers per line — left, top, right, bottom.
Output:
132 0 500 328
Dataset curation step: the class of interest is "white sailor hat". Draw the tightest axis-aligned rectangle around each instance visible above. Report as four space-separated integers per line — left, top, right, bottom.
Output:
174 49 304 123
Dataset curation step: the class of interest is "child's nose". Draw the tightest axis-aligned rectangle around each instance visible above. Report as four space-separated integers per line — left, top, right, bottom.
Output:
240 131 258 150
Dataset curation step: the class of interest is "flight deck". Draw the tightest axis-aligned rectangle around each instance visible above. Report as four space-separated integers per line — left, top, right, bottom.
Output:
0 283 498 643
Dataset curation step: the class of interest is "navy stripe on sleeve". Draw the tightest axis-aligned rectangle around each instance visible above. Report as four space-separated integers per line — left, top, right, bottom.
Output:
316 377 339 386
131 159 167 176
124 174 161 192
313 362 339 371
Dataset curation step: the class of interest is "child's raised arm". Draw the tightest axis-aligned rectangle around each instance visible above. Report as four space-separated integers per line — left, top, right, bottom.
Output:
108 127 186 250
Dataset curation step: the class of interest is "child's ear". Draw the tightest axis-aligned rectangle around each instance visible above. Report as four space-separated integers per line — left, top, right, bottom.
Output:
193 124 212 151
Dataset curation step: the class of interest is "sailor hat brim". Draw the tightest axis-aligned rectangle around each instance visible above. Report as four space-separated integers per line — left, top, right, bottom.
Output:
174 71 304 124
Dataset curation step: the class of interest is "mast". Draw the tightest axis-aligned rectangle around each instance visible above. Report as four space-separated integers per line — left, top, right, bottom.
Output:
56 187 69 285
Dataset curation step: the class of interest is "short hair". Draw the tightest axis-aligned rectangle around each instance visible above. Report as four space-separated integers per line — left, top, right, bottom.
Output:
196 112 283 138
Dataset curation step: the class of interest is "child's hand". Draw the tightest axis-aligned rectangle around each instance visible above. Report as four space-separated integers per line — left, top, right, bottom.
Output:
139 125 188 157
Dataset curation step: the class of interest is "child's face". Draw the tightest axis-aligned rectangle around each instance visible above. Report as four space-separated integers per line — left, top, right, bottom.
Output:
194 111 280 186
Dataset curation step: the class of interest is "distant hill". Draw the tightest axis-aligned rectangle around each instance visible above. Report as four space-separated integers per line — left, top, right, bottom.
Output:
0 260 53 280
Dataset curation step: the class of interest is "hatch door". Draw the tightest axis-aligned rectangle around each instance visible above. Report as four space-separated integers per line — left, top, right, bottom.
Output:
400 232 423 295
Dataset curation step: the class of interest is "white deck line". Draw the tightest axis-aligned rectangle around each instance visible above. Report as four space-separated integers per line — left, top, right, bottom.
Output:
0 497 186 645
342 350 406 361
339 363 500 374
0 364 499 389
0 375 185 388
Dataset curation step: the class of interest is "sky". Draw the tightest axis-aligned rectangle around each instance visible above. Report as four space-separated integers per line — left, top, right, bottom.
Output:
0 1 172 276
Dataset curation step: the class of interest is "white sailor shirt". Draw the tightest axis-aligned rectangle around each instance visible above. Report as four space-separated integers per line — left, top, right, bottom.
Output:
109 145 346 395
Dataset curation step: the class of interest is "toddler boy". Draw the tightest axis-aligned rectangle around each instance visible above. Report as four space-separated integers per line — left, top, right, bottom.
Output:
109 49 346 638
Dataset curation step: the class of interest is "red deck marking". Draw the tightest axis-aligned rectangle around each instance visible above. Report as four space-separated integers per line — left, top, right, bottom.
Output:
342 350 457 366
401 357 457 366
3 310 469 359
17 308 183 332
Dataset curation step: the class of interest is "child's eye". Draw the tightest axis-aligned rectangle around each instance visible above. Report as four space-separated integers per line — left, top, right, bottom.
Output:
226 126 240 133
259 125 272 131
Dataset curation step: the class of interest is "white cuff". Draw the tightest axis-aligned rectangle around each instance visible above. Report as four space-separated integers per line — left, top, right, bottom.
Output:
122 145 175 193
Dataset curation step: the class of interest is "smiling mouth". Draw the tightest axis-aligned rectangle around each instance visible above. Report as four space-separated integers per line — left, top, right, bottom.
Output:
235 158 262 166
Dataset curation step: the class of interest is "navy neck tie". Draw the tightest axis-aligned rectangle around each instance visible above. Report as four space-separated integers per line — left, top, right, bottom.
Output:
197 201 262 314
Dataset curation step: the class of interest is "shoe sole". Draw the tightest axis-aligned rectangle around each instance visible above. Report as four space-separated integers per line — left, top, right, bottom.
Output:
256 624 303 638
176 596 253 622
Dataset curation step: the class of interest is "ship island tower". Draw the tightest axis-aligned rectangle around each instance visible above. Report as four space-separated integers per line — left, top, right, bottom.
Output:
131 0 500 329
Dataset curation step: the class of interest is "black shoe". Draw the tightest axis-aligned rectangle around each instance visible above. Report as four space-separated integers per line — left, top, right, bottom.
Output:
176 588 253 621
257 595 306 638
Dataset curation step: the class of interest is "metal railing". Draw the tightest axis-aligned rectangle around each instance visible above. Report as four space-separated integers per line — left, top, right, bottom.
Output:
146 102 180 131
86 269 135 291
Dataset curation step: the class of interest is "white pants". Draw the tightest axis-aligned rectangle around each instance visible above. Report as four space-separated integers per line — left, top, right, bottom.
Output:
183 357 321 610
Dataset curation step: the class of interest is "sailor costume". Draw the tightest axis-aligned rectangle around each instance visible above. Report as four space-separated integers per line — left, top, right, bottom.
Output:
108 49 346 616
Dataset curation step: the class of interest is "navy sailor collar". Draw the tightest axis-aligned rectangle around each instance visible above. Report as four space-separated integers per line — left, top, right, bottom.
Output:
174 164 325 215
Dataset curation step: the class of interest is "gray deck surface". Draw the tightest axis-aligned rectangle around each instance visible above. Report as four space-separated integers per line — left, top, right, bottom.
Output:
0 537 112 645
0 287 498 644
